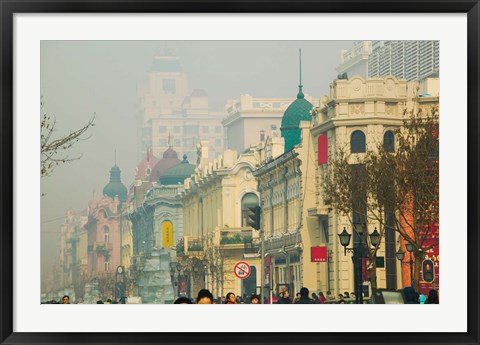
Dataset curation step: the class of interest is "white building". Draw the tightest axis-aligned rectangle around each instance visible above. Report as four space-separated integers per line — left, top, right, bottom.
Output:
337 41 440 82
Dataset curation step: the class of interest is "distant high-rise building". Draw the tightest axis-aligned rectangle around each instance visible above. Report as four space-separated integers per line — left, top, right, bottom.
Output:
337 41 372 78
337 41 439 81
136 45 225 163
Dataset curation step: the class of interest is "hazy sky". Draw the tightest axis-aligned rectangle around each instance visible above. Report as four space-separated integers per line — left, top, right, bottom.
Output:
40 40 355 274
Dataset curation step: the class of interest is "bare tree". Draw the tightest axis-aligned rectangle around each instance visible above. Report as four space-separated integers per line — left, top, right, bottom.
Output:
322 104 439 292
41 99 95 177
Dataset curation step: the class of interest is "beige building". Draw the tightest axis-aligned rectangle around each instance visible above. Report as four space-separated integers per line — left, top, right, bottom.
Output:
179 141 262 299
310 76 439 296
222 94 319 154
222 94 295 153
136 48 225 163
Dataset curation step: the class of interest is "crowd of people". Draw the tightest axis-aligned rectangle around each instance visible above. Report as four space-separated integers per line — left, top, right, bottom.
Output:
174 286 439 304
44 286 439 305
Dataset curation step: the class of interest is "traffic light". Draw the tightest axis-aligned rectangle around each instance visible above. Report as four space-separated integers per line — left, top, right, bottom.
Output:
422 259 435 283
246 206 261 230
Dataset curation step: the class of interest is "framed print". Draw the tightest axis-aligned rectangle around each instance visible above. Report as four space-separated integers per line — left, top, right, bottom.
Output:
1 1 479 345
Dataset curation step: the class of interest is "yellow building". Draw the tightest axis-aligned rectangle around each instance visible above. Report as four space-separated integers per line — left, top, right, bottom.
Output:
179 141 262 299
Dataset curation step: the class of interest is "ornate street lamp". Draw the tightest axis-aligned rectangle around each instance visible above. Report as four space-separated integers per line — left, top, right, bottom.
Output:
369 228 380 247
396 243 415 287
337 227 362 304
405 242 414 253
395 249 405 261
338 227 351 255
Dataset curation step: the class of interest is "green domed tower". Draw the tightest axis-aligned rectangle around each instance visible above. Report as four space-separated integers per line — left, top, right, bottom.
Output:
280 49 313 152
103 165 128 202
159 154 196 185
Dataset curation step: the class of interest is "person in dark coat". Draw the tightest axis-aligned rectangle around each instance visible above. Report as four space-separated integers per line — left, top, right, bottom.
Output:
403 286 419 304
294 287 313 304
277 291 292 304
425 289 439 304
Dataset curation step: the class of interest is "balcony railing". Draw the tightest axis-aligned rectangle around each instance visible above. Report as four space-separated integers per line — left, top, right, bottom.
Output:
187 239 204 252
244 238 259 254
220 227 254 246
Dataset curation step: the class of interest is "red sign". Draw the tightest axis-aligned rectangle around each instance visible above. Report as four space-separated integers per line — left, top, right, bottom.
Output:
234 261 251 279
311 246 327 262
318 135 328 165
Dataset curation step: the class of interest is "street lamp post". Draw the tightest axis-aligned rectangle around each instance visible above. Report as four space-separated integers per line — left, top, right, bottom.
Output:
396 242 418 287
338 226 380 304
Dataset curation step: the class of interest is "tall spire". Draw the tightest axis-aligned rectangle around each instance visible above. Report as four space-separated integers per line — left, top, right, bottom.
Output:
114 149 117 166
297 48 304 99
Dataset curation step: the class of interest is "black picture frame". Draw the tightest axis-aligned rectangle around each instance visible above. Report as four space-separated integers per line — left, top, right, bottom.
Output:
1 1 479 344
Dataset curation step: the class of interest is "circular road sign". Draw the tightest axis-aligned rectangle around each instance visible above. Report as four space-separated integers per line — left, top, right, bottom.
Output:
234 261 251 279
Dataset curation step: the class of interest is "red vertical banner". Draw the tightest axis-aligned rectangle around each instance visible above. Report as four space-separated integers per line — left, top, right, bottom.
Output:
318 134 328 165
361 258 370 282
264 256 271 287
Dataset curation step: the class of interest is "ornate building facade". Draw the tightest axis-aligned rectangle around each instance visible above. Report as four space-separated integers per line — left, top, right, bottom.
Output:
310 76 439 296
179 142 262 299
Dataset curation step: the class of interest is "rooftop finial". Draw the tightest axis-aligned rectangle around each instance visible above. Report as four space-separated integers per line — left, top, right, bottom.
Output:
114 149 117 166
297 48 304 99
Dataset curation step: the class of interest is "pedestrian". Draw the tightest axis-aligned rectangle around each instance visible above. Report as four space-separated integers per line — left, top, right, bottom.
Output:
311 293 320 304
250 295 261 304
226 292 236 304
96 300 104 304
403 286 419 304
277 291 292 304
76 297 84 304
318 292 326 304
105 298 112 304
294 287 313 304
338 300 346 304
337 294 345 303
425 289 439 304
61 295 70 304
343 291 350 299
174 296 193 304
326 290 335 301
196 289 214 304
294 292 301 303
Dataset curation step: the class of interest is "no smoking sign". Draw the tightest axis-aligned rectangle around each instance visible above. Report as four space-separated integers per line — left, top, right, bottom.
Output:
234 261 251 279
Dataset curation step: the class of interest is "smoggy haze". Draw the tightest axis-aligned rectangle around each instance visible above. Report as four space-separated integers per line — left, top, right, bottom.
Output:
40 40 355 279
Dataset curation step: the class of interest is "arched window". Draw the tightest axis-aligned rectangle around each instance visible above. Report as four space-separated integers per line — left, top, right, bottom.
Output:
241 193 259 227
351 130 366 153
384 131 395 152
103 226 110 243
